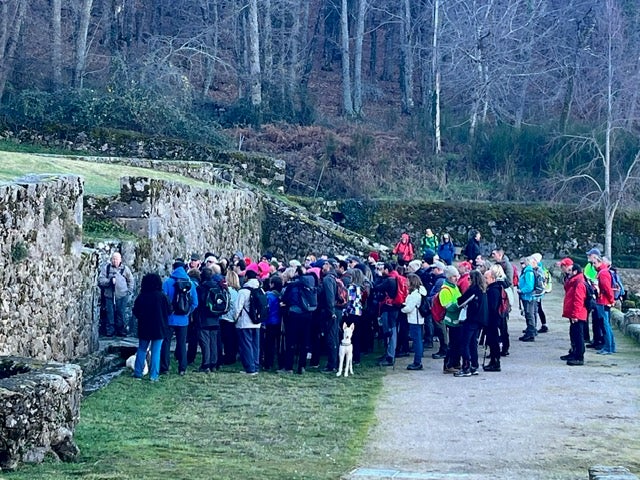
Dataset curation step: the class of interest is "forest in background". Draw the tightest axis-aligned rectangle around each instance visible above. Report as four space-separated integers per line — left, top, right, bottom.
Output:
1 0 639 210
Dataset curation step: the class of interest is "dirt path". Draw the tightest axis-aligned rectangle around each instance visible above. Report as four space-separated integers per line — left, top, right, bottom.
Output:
348 287 640 480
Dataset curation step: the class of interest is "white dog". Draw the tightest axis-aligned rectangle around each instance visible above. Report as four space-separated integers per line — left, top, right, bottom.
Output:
126 352 149 376
337 323 355 377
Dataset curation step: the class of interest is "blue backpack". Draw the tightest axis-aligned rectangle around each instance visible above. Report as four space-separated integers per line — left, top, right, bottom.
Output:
610 268 625 301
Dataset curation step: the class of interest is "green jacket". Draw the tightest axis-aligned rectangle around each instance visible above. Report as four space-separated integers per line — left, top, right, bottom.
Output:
420 234 439 254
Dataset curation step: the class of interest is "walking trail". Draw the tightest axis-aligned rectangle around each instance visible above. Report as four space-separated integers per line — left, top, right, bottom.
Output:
347 286 640 480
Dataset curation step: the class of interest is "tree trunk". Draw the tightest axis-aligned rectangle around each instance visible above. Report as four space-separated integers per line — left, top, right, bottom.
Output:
262 0 272 85
0 0 28 101
399 0 413 114
340 0 354 116
73 0 94 88
201 0 220 97
369 11 377 79
52 0 63 90
247 0 262 108
353 0 366 116
432 0 441 154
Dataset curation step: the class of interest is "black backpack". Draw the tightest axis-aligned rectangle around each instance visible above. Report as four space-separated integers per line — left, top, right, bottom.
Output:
171 277 193 315
417 292 430 318
243 287 270 324
299 277 318 313
205 280 231 316
584 280 597 312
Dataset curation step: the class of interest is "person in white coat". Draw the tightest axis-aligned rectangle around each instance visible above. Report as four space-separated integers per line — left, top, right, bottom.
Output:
402 273 427 370
235 269 261 375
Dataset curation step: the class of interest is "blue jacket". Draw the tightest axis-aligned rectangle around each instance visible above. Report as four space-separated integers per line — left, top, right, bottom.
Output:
163 267 199 327
518 265 535 301
265 291 282 326
438 241 455 265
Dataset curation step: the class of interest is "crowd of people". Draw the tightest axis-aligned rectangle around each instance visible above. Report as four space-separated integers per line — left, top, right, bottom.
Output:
97 229 622 382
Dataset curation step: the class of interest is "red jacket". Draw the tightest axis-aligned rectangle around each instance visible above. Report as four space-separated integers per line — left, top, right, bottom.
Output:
393 234 415 262
563 273 588 321
457 273 471 294
596 264 615 306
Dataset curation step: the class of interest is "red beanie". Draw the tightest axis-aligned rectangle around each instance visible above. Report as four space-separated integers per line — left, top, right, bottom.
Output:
369 251 380 262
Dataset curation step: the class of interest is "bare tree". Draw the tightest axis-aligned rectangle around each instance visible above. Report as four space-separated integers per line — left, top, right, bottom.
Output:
51 0 62 89
554 0 640 260
0 0 28 100
73 0 94 88
339 0 354 116
248 0 262 108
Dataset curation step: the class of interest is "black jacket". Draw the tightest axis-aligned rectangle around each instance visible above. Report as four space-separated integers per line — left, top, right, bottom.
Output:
458 284 488 327
486 281 506 327
132 290 170 340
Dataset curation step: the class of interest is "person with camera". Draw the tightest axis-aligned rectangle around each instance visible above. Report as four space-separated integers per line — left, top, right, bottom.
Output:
98 251 134 337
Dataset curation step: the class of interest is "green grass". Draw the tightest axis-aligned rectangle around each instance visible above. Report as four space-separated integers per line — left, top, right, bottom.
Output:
5 360 383 480
0 151 216 196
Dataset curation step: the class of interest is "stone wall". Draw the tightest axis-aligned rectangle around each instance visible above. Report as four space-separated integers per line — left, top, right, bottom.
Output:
0 356 82 471
305 199 640 260
0 175 98 361
87 177 263 278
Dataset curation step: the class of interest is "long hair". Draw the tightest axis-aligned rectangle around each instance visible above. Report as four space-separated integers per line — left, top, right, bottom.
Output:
406 273 423 292
469 269 487 292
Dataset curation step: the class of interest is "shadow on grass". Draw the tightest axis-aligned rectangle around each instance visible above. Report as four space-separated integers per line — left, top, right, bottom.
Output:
6 356 386 480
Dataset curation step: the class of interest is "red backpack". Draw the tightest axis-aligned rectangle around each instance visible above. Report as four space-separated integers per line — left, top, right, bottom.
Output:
384 272 409 306
335 278 349 309
498 286 510 318
431 284 452 323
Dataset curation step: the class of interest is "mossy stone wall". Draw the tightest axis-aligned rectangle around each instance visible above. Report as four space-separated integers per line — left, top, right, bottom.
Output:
311 200 640 260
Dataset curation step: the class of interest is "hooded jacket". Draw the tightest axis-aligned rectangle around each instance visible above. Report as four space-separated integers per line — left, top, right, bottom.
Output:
518 265 535 301
401 285 427 325
235 278 261 329
393 233 415 262
563 272 588 321
162 267 199 327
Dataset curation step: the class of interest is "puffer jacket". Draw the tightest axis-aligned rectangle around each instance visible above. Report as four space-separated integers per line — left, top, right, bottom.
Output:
235 278 261 329
401 286 427 325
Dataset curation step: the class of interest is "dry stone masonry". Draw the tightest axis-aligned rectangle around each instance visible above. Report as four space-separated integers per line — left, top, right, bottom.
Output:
0 356 82 471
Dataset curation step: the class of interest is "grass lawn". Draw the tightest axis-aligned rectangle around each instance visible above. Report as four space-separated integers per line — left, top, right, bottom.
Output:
0 151 214 196
5 358 384 480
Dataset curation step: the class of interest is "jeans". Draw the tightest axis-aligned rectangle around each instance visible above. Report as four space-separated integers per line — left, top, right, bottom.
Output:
105 296 128 336
460 322 481 369
596 305 616 353
237 328 260 373
522 299 536 337
409 323 423 366
380 309 399 360
160 325 188 374
135 338 163 381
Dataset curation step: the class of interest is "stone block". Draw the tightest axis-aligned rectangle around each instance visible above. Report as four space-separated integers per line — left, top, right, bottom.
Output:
589 465 639 480
0 357 82 471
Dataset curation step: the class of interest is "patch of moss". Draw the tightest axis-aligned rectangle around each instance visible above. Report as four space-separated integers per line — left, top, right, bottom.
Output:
11 241 28 263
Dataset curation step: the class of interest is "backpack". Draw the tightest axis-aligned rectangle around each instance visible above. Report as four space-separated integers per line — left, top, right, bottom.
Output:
512 264 519 287
171 277 193 315
533 268 545 296
584 280 597 311
418 293 431 318
610 268 625 301
384 274 409 306
335 278 349 309
498 286 510 318
300 279 318 313
431 286 451 324
243 286 270 324
205 280 231 316
543 268 553 293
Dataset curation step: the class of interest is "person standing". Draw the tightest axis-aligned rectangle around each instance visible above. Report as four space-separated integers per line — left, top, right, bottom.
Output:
518 256 537 342
235 269 262 375
319 259 341 372
484 267 506 372
98 251 134 337
464 230 482 267
420 228 439 257
393 233 415 266
402 274 427 370
454 270 488 377
161 261 199 375
561 264 588 365
438 233 455 265
592 253 616 355
132 273 170 381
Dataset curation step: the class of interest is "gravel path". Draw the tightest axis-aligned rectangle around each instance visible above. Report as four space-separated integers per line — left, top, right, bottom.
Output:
348 287 640 480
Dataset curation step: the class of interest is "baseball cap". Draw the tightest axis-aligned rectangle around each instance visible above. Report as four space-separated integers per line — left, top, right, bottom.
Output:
586 248 602 257
557 258 573 268
289 259 302 268
190 252 201 261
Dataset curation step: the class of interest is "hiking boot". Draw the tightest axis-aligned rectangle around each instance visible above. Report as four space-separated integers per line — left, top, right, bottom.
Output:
432 352 447 359
406 363 423 371
378 358 395 367
537 325 549 333
560 354 574 361
443 367 458 374
453 368 472 377
566 359 584 366
483 362 501 372
500 351 510 357
470 367 479 376
518 335 535 342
